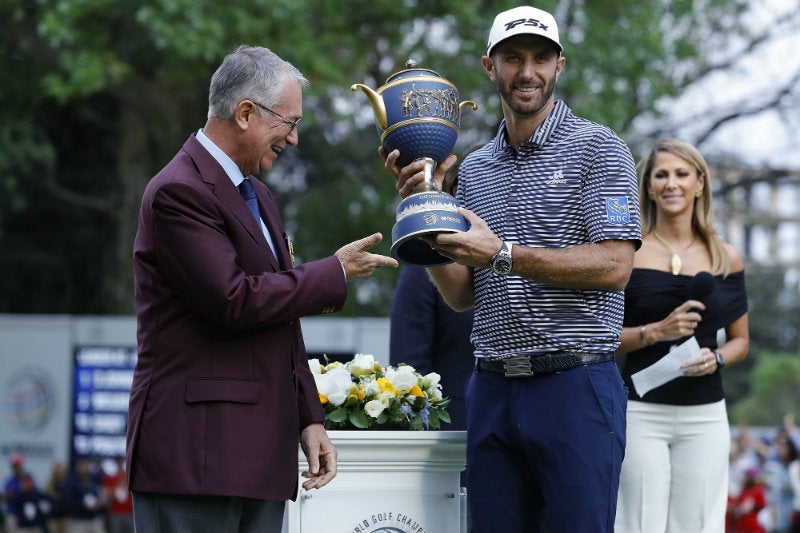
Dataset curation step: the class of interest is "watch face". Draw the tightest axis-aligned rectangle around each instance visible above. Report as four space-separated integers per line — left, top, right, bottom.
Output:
491 242 513 275
492 257 512 275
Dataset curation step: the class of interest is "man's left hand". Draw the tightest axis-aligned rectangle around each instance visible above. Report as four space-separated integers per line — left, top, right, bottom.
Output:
300 423 338 490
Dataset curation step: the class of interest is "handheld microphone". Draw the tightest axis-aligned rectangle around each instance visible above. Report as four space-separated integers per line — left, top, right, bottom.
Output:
687 271 716 307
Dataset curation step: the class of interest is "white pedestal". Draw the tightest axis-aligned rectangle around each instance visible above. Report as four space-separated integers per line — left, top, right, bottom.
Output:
284 430 467 533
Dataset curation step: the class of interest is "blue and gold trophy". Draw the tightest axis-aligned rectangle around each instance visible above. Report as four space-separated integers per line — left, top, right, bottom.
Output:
352 59 477 266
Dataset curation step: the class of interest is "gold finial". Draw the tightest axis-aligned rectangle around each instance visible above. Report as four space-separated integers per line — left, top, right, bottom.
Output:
405 58 417 69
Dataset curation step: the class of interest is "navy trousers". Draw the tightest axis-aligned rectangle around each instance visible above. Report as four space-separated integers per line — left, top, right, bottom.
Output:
466 360 627 533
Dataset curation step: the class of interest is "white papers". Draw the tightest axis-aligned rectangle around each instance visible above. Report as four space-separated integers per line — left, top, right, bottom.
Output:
630 336 701 397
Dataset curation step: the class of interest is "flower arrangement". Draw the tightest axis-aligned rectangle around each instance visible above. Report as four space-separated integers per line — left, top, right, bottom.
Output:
309 353 451 430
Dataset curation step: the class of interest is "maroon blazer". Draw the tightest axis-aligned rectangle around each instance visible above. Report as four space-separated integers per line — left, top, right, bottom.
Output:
126 134 347 501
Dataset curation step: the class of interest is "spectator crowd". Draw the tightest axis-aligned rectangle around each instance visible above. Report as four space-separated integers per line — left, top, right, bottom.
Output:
728 414 800 533
1 454 131 533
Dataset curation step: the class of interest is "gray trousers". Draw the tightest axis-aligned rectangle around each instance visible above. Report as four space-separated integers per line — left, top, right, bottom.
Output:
132 492 285 533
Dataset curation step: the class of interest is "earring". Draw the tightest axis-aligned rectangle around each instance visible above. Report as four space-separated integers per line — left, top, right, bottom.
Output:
648 191 655 200
695 190 703 198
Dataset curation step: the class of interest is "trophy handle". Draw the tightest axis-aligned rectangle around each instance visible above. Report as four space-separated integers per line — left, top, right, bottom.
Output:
459 101 478 112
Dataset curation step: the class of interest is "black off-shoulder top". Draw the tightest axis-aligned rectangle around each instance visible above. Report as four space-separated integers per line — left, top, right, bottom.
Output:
619 268 748 405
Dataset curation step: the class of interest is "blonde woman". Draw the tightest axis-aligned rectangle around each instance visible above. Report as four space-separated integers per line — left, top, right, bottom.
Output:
615 139 750 533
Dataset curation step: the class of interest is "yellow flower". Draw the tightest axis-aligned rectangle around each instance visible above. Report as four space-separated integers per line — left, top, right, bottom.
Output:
377 377 395 393
319 393 329 404
409 384 425 398
347 385 366 402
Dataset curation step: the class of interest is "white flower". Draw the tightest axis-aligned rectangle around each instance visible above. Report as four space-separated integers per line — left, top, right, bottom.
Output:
421 372 443 400
326 362 352 376
308 359 323 375
385 365 418 392
364 399 385 418
313 373 331 396
314 365 354 407
348 353 378 377
378 390 395 404
421 372 441 389
327 372 354 407
313 373 328 396
363 378 381 397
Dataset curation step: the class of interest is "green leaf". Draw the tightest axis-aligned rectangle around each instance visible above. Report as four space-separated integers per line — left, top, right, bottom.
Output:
327 407 348 423
348 410 370 429
344 396 360 409
427 411 440 429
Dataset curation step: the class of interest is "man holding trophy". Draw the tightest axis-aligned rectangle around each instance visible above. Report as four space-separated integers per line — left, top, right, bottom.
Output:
375 6 641 533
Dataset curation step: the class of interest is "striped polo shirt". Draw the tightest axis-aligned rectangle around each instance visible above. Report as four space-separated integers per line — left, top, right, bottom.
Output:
457 100 641 359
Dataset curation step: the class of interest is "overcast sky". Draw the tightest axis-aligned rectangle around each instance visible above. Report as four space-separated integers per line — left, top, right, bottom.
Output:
664 0 800 169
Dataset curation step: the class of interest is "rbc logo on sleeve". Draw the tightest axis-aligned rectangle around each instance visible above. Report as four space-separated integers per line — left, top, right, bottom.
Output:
606 197 630 225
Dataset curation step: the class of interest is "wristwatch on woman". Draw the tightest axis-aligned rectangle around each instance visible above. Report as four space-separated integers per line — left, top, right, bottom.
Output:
714 350 726 368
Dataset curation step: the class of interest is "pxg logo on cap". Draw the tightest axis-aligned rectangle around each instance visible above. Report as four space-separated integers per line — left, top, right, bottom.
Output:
487 6 562 55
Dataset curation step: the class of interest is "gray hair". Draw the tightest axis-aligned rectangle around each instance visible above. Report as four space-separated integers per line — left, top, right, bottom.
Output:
207 45 309 120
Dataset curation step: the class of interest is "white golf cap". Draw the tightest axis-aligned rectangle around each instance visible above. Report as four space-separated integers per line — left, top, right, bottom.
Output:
486 6 562 56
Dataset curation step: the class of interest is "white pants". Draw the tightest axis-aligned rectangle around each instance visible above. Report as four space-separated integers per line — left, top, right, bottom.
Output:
615 399 730 533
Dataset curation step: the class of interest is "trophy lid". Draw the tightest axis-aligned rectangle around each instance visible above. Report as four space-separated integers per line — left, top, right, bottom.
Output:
385 58 440 83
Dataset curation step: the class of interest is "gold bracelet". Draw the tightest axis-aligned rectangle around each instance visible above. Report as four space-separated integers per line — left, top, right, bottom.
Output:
639 325 648 346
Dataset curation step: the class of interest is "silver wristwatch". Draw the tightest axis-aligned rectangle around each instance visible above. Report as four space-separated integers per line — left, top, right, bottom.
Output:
490 241 514 275
714 350 726 368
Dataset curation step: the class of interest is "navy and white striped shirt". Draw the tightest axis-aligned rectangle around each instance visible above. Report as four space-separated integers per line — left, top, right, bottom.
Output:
458 100 641 359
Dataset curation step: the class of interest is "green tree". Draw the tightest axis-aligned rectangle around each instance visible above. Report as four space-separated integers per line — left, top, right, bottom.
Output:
0 0 773 317
730 351 800 426
745 264 800 353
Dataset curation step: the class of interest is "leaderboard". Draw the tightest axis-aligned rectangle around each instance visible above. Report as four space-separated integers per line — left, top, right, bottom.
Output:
71 346 137 462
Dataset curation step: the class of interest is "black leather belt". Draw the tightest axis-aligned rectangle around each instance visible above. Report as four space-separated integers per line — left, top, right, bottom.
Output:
476 351 614 378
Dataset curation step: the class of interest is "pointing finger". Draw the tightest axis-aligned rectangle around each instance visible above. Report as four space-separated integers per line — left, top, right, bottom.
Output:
354 232 383 251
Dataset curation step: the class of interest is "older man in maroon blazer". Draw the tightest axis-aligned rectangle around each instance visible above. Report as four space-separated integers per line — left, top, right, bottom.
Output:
126 45 397 533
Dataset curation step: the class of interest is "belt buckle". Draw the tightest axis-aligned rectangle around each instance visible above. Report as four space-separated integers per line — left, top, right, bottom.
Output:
503 354 533 377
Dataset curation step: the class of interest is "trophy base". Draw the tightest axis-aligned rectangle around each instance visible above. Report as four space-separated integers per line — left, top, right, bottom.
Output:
390 191 469 266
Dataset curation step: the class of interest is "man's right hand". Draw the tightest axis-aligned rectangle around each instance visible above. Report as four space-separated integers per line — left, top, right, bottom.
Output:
335 232 398 281
379 147 457 199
